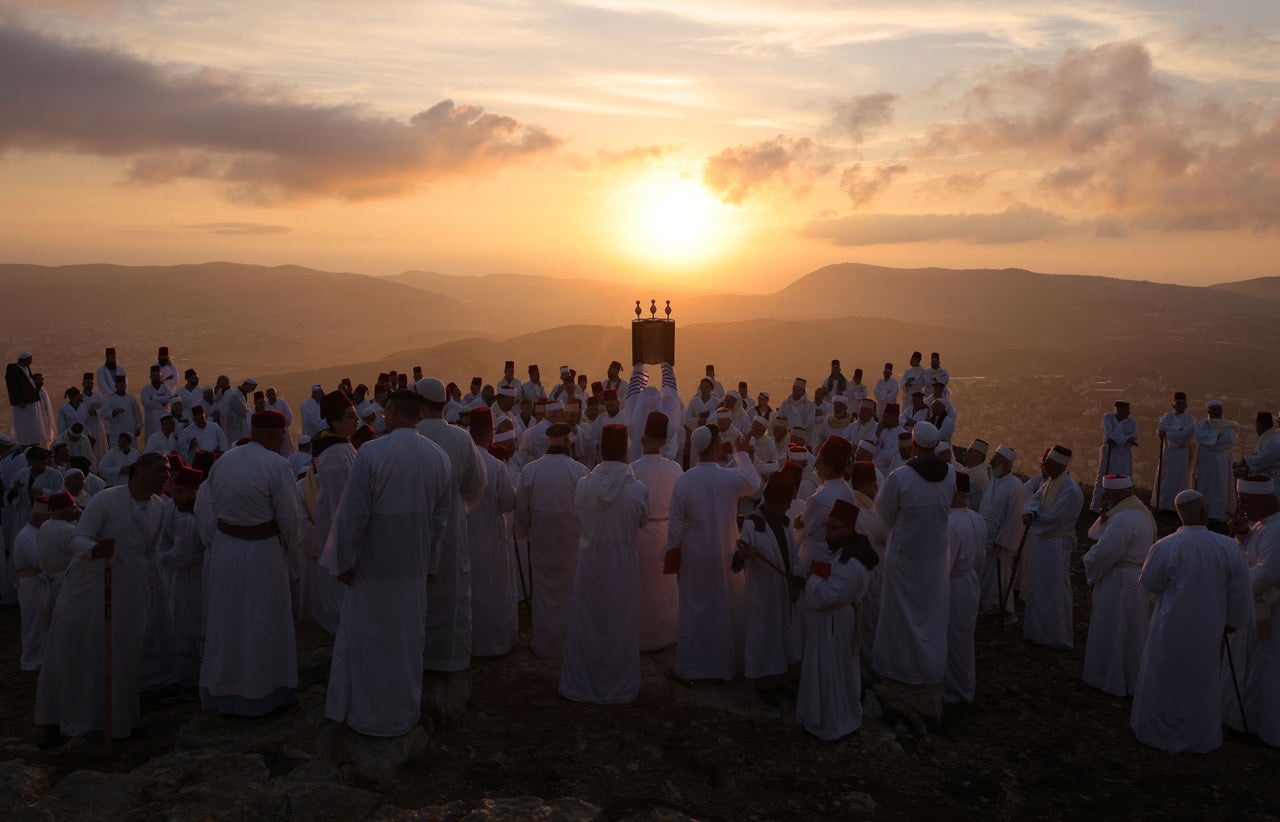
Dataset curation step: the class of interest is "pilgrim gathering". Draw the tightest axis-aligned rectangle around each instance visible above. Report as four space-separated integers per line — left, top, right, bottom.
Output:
4 344 1280 754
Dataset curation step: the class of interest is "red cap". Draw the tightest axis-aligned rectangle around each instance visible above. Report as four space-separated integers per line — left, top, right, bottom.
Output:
644 411 668 440
601 388 617 402
763 471 796 504
251 410 288 429
320 390 353 420
601 424 628 461
47 491 76 512
174 466 203 488
105 347 116 356
828 498 860 528
82 372 94 381
470 406 493 436
850 461 876 485
150 365 161 373
955 471 970 493
166 453 184 473
817 436 852 468
780 461 803 487
591 381 604 395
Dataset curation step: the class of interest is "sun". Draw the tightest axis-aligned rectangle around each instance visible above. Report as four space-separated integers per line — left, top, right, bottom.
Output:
611 168 736 268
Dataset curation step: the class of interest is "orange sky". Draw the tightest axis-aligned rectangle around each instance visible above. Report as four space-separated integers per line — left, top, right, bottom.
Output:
1 2 1278 290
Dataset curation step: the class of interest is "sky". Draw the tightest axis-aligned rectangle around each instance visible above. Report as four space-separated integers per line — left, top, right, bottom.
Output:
1 0 1278 290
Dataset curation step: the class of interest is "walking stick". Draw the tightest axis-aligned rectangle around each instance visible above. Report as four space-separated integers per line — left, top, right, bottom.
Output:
103 552 113 755
1223 632 1250 737
512 534 529 601
998 521 1032 630
1151 438 1165 513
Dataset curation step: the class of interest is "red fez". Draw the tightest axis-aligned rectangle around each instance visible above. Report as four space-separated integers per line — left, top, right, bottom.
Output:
883 402 900 413
446 382 458 391
535 397 547 407
82 372 94 381
470 406 494 435
763 471 797 504
591 381 604 395
644 411 668 440
850 461 876 485
601 388 617 402
528 364 539 374
828 498 859 528
955 471 970 493
320 390 354 420
174 466 203 488
47 491 76 512
251 410 288 429
150 365 161 373
601 424 629 461
413 366 424 379
158 346 169 356
817 436 852 468
253 390 265 402
105 347 116 356
352 425 376 446
780 461 803 487
487 443 509 460
167 454 184 473
897 431 912 441
471 376 482 386
586 396 599 407
192 451 217 474
234 437 252 446
1257 411 1273 427
505 361 515 369
397 375 408 389
1173 392 1186 401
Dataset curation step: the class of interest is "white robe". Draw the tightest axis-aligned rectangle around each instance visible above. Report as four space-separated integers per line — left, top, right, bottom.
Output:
630 453 683 651
415 418 487 672
265 398 295 456
559 461 648 703
1194 420 1236 520
1091 413 1138 512
1155 411 1195 511
944 507 985 704
469 449 517 658
1082 502 1155 696
199 441 300 714
979 472 1027 615
104 391 142 440
1242 512 1280 746
98 446 140 486
663 453 761 681
1244 428 1280 503
1022 473 1084 649
872 460 956 685
515 451 589 659
734 510 801 678
324 428 452 736
81 391 110 461
798 478 854 563
182 422 227 463
14 522 49 671
140 382 174 441
311 441 357 634
299 397 325 438
1131 525 1251 753
36 486 166 738
158 505 206 687
796 547 871 741
223 389 250 443
36 517 77 609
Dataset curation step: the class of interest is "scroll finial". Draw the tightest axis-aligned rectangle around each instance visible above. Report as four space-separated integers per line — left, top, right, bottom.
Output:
650 299 657 318
635 300 642 320
665 300 671 319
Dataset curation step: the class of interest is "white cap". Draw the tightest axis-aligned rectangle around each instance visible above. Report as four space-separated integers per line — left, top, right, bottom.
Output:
0 433 12 446
494 430 516 444
546 400 565 412
857 438 879 455
724 390 740 402
297 435 312 446
967 438 989 456
1101 474 1133 490
1237 477 1276 495
752 415 769 428
714 408 731 421
311 384 323 392
415 378 446 403
18 351 31 360
912 421 940 449
1206 399 1223 409
497 386 517 397
832 395 849 406
936 373 950 385
691 426 715 453
994 444 1016 463
757 391 770 400
63 467 84 479
1046 445 1072 466
934 440 951 455
1174 489 1202 505
559 365 571 375
243 377 259 386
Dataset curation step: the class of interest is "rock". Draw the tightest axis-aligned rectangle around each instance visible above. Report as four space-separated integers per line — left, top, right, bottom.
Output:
0 760 50 814
174 691 329 758
420 670 471 730
616 810 700 822
333 726 429 784
872 681 942 733
376 796 605 820
51 770 147 817
298 646 335 686
840 791 877 814
862 690 882 720
284 758 340 784
273 778 386 819
131 749 272 798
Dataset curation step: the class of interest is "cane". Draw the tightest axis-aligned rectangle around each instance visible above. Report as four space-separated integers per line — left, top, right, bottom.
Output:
998 521 1032 630
103 551 113 755
1151 437 1165 513
512 534 529 602
1223 632 1250 737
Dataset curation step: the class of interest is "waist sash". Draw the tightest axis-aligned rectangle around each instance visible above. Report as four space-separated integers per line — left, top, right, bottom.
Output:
217 519 281 540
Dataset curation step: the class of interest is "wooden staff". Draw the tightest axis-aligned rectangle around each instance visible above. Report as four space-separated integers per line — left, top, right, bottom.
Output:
1151 435 1165 513
998 521 1031 631
103 550 113 755
735 540 789 579
1223 631 1250 736
512 534 529 602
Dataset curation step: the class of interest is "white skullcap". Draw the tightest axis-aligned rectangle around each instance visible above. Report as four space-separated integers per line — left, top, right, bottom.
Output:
1046 445 1072 466
724 390 740 402
357 401 375 417
753 415 769 428
857 438 879 455
714 408 731 421
1102 474 1133 490
494 430 516 443
415 378 446 403
691 426 715 453
559 365 571 375
787 446 813 464
912 421 940 449
497 386 517 397
755 460 780 476
467 399 488 412
311 384 323 391
793 377 807 388
757 391 770 400
63 468 84 479
1174 489 1202 506
1237 477 1276 495
934 440 951 455
18 351 31 360
0 433 12 446
832 395 849 406
243 377 259 386
994 444 1016 463
297 435 312 446
546 400 565 412
1206 399 1223 409
266 386 276 392
936 373 950 385
967 439 989 456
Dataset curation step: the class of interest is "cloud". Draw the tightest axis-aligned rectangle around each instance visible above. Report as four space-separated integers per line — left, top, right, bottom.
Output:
182 222 292 236
799 203 1070 245
840 162 908 207
827 92 896 143
0 23 561 203
702 136 832 204
595 143 683 168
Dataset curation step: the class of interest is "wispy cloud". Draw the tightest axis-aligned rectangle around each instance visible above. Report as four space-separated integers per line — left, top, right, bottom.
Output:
702 136 832 204
0 23 562 204
800 203 1071 245
183 222 292 235
840 162 908 207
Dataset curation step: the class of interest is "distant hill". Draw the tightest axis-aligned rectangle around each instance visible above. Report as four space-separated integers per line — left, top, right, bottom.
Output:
1210 276 1280 302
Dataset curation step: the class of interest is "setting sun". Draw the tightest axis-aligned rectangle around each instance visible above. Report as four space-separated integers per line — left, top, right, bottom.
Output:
610 169 737 269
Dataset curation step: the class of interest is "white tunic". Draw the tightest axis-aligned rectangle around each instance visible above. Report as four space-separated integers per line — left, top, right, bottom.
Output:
98 445 140 486
515 451 589 659
223 389 250 443
469 448 517 658
872 460 956 685
559 461 648 703
798 478 854 563
734 510 801 678
299 397 325 438
104 391 142 440
944 507 985 704
1155 411 1195 510
1022 474 1084 649
1242 512 1280 746
14 522 49 671
182 422 227 462
311 441 357 634
1244 429 1280 502
265 398 295 456
158 506 206 687
140 382 174 441
1090 413 1138 512
324 428 452 736
978 472 1026 615
1131 525 1251 753
199 441 300 711
36 517 77 608
36 486 165 738
663 453 761 680
1082 502 1155 696
796 546 871 741
1194 420 1236 520
630 453 683 651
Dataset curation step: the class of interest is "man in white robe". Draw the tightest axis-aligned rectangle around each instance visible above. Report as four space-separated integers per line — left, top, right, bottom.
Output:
141 366 175 441
797 436 854 563
144 415 181 455
325 391 452 736
104 375 142 441
1090 401 1138 513
961 439 989 511
662 425 761 682
625 363 682 463
14 497 50 671
778 378 816 444
465 407 518 658
629 412 682 651
1243 412 1280 502
299 385 326 438
944 473 985 704
6 352 42 446
78 372 110 462
900 351 925 405
222 378 255 443
873 362 898 417
155 346 179 392
873 403 905 478
559 424 649 704
1022 445 1085 649
182 406 227 462
1232 477 1280 747
413 378 487 674
1194 399 1237 524
1131 490 1251 753
98 433 141 486
265 387 295 457
36 453 170 744
517 365 547 405
310 390 360 634
1082 474 1155 696
199 410 299 716
872 422 956 687
1155 392 1195 513
56 388 87 437
796 498 875 741
177 370 205 421
94 347 126 411
37 489 79 610
978 445 1025 619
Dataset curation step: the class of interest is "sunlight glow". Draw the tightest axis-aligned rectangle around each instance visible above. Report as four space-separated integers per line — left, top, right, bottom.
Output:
610 168 738 269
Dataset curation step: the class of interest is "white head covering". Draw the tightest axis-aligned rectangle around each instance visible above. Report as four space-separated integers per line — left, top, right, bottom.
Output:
714 408 731 421
18 351 32 360
691 426 715 453
1174 489 1203 505
912 421 940 449
832 395 849 407
1101 474 1133 490
415 378 446 403
1206 399 1223 409
497 385 517 397
1237 477 1276 495
494 429 517 444
934 440 951 455
857 438 879 455
297 435 312 446
546 400 565 412
752 415 769 428
994 444 1016 463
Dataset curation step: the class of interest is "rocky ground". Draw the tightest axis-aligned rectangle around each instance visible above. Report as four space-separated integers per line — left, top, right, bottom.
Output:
0 497 1278 820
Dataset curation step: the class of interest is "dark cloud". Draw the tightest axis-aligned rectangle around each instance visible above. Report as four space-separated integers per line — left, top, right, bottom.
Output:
0 23 561 203
182 222 292 236
840 162 908 207
827 92 896 143
799 203 1069 246
702 136 832 204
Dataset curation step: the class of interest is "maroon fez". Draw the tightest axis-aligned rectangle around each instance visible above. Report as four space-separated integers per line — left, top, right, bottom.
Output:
150 365 161 373
488 443 509 460
192 451 217 473
1173 391 1186 401
1258 411 1274 427
883 402 900 413
955 471 970 493
82 372 94 381
470 406 494 435
644 411 668 440
105 347 115 356
601 388 617 402
158 346 169 356
174 466 203 488
320 390 353 420
253 390 265 402
413 366 423 379
504 360 514 370
780 461 803 487
47 491 76 512
817 435 852 467
251 410 287 429
763 471 796 504
850 461 876 485
591 381 604 395
600 424 629 460
828 498 859 528
166 453 184 473
586 396 599 407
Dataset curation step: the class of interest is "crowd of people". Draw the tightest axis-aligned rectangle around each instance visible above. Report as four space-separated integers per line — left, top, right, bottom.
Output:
2 345 1279 754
